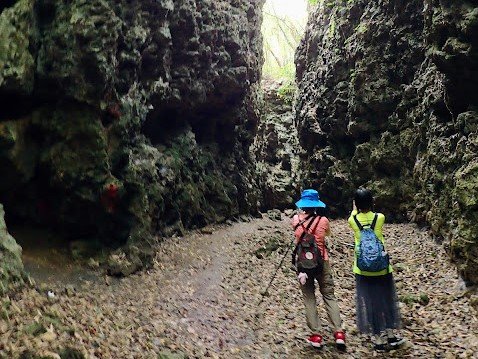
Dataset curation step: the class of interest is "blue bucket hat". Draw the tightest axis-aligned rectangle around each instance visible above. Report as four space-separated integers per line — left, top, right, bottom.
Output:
295 189 326 209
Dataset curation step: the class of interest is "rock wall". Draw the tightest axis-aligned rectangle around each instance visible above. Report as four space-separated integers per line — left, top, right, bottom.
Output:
295 0 478 284
0 204 25 293
252 80 301 210
0 0 264 275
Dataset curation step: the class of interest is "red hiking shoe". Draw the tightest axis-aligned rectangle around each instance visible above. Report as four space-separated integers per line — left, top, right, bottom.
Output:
334 331 346 350
307 334 323 348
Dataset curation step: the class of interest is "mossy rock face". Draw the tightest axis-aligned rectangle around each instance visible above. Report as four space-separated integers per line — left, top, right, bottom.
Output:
35 0 122 104
450 170 478 285
253 80 301 211
149 129 253 235
0 0 264 277
295 0 478 283
0 204 26 294
0 118 38 191
0 0 36 95
454 160 478 209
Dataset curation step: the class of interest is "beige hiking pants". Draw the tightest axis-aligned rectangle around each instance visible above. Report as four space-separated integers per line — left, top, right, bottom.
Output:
300 261 343 334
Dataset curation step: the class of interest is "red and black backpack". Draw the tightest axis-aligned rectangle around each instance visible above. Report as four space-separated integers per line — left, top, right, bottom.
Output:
292 215 324 274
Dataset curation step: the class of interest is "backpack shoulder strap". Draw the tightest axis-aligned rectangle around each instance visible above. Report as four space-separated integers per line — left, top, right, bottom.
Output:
298 215 317 241
292 215 316 267
293 214 313 230
303 215 317 232
371 213 378 230
353 214 364 231
310 216 321 233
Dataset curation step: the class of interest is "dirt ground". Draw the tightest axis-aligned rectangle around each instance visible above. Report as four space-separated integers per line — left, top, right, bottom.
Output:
1 214 478 358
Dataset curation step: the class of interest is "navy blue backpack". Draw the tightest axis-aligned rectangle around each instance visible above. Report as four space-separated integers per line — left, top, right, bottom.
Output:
354 213 390 272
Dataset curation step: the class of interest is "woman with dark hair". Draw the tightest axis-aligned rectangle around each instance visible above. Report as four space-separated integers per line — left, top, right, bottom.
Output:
348 188 405 351
292 189 346 350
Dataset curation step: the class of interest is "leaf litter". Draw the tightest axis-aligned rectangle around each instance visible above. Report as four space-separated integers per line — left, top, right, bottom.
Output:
0 216 477 358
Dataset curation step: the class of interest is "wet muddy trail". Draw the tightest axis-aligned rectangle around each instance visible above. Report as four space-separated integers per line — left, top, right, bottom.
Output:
1 215 477 358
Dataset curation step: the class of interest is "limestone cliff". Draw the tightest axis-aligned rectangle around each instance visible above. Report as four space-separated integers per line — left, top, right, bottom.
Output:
295 0 478 283
0 204 25 293
0 0 264 275
253 80 301 210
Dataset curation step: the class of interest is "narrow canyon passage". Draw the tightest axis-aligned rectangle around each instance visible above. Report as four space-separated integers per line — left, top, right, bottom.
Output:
1 0 478 358
3 214 477 358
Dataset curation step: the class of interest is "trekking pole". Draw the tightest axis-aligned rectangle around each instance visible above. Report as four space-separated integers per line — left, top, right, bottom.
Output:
335 241 355 248
329 233 355 249
258 236 296 306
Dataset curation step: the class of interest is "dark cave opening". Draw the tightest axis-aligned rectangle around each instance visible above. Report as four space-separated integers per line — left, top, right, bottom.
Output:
0 151 130 262
35 0 57 29
0 177 77 280
0 91 36 120
143 102 239 153
189 107 238 152
142 107 186 145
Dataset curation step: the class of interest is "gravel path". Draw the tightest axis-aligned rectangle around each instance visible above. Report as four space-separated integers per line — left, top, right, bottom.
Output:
1 215 477 358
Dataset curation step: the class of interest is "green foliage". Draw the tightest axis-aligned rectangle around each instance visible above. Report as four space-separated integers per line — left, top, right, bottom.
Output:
262 1 307 81
277 80 297 105
159 131 237 228
400 293 430 306
356 22 368 35
328 17 336 38
24 322 47 336
265 62 296 82
254 236 283 258
308 0 320 5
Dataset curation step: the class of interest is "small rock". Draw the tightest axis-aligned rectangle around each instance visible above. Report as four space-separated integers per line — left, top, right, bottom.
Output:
284 209 294 217
240 215 251 222
27 276 36 287
469 295 478 310
38 351 61 359
200 227 214 235
40 329 57 342
87 258 100 269
400 340 414 350
267 209 282 221
394 262 408 273
64 285 76 296
0 320 8 334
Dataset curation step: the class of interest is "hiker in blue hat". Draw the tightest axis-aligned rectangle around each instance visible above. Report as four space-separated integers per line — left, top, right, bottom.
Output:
291 189 346 350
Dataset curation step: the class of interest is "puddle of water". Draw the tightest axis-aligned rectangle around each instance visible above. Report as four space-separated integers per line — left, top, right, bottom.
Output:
10 226 100 287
